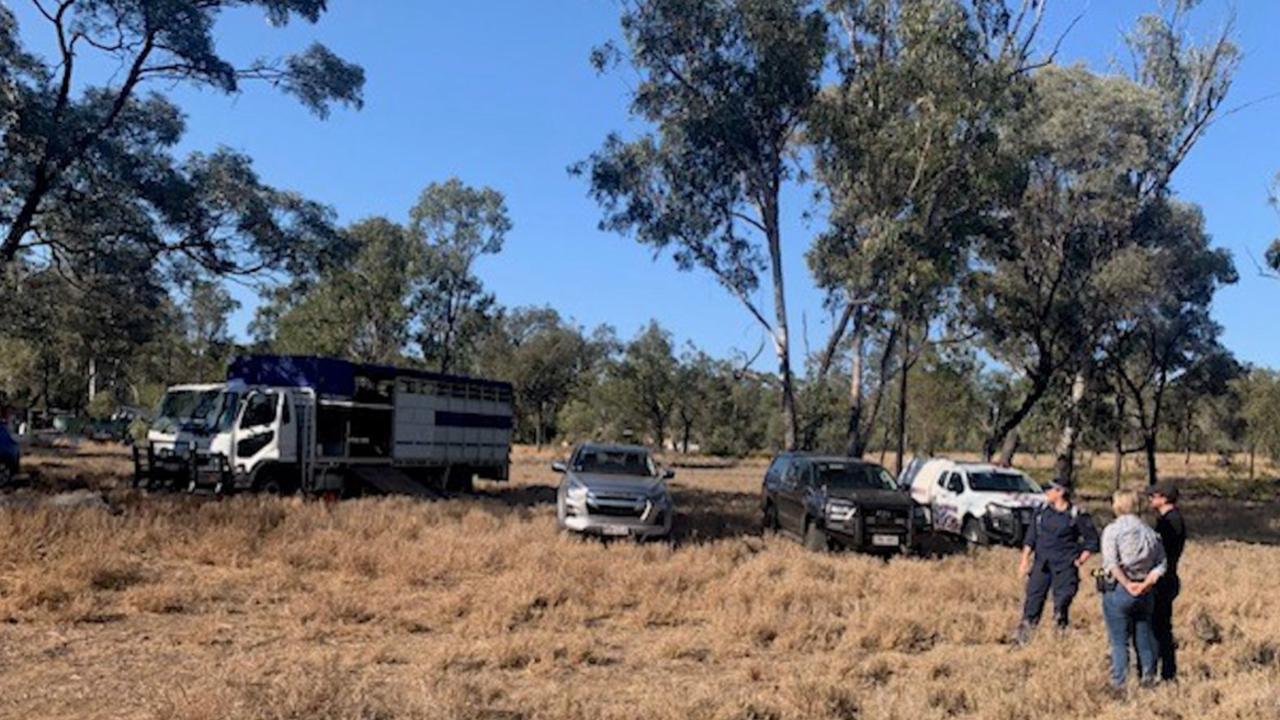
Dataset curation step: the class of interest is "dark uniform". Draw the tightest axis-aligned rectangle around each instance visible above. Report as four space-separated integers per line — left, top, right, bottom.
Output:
1153 507 1186 680
1021 504 1100 628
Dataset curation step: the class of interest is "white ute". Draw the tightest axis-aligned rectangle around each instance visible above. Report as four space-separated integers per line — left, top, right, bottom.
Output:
902 458 1044 546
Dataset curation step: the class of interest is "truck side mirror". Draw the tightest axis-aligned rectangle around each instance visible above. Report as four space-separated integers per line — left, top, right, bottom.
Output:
662 468 675 480
551 461 567 474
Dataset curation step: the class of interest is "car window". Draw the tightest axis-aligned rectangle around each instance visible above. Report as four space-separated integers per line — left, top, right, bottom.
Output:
783 461 802 488
946 474 966 494
815 461 898 490
968 471 1041 493
938 471 950 489
241 393 279 428
573 448 657 476
765 458 784 484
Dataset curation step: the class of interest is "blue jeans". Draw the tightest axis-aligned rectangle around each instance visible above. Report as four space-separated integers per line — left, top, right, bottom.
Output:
1102 586 1157 687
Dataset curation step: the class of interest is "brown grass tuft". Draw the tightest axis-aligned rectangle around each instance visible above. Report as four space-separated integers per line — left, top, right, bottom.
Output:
0 444 1278 719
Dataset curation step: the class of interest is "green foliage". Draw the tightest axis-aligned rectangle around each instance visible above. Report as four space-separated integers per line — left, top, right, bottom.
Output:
476 308 614 446
576 0 830 450
267 218 421 364
410 179 512 373
1238 369 1280 462
0 0 362 271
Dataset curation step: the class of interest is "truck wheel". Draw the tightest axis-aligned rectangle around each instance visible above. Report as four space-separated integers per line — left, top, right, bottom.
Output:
0 462 11 487
962 517 989 548
444 470 474 494
803 520 829 553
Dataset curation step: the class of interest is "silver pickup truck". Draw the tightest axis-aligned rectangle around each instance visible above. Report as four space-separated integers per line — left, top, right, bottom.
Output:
554 443 675 539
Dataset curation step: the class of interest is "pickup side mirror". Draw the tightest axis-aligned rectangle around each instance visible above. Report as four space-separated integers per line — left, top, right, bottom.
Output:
551 461 567 474
662 468 675 480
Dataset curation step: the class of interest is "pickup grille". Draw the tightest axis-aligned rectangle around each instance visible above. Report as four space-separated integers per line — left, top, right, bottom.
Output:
866 508 909 531
587 495 647 518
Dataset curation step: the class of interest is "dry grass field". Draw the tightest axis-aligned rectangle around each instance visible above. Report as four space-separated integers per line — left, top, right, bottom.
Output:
1 443 1278 720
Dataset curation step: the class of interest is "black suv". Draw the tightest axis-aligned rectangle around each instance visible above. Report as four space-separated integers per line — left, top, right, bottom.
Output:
762 453 922 553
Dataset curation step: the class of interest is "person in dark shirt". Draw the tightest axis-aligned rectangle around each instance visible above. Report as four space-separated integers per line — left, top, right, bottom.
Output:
1148 481 1186 681
1015 478 1101 645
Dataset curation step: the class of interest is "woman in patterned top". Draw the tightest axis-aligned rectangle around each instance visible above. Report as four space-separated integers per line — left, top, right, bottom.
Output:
1099 490 1167 692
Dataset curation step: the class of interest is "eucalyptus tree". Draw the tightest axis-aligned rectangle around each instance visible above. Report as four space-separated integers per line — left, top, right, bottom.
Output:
1105 200 1236 485
614 322 680 448
967 66 1163 468
410 179 512 374
806 0 1035 469
266 217 422 365
971 3 1236 475
0 1 363 273
576 0 828 450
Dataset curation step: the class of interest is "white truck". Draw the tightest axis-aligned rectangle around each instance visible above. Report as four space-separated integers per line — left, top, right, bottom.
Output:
901 458 1045 546
134 355 514 496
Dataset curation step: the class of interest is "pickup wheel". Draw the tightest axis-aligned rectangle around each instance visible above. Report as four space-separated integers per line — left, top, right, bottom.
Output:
803 519 830 553
962 517 989 547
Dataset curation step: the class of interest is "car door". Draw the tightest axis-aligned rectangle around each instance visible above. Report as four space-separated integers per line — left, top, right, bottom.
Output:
932 471 966 535
777 458 807 534
233 391 282 474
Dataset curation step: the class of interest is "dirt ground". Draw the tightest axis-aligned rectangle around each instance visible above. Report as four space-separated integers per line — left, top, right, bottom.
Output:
1 443 1278 720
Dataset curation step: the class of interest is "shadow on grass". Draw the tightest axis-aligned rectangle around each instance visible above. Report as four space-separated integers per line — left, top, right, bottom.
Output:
473 483 558 508
670 486 762 544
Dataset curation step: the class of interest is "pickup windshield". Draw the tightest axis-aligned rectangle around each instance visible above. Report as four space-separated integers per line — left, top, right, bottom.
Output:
969 471 1041 494
573 449 656 477
816 462 898 490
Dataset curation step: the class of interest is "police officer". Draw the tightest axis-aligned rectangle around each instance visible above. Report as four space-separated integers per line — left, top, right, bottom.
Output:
1015 478 1100 644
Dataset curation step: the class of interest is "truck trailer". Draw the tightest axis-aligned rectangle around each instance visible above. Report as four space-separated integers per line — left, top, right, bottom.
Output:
134 355 514 496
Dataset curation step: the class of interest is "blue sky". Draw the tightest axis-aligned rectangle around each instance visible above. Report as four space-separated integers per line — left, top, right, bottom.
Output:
9 1 1280 368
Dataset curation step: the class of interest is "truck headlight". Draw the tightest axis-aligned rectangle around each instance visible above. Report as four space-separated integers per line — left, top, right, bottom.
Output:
648 486 671 505
825 500 857 522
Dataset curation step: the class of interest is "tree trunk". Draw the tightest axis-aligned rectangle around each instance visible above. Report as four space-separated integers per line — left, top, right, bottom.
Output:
1053 370 1087 481
1182 402 1194 465
847 323 898 459
846 324 865 458
1249 443 1256 481
982 368 1052 461
535 402 545 449
87 357 98 407
998 431 1020 468
1144 433 1159 486
763 197 798 451
1114 394 1126 490
894 325 910 477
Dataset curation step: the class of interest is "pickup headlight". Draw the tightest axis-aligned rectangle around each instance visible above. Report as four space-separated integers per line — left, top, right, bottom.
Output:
648 485 671 504
987 504 1014 523
912 504 929 526
565 476 588 501
825 500 857 522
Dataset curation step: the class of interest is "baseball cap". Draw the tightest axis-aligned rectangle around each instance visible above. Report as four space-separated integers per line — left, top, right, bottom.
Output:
1046 478 1072 495
1146 481 1179 503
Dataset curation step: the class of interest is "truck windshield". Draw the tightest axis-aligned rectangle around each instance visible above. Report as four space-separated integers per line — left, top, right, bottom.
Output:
969 472 1041 493
153 389 222 434
573 449 656 477
212 392 242 432
816 462 898 490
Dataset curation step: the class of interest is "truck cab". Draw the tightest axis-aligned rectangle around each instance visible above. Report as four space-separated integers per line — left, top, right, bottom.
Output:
903 458 1044 546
